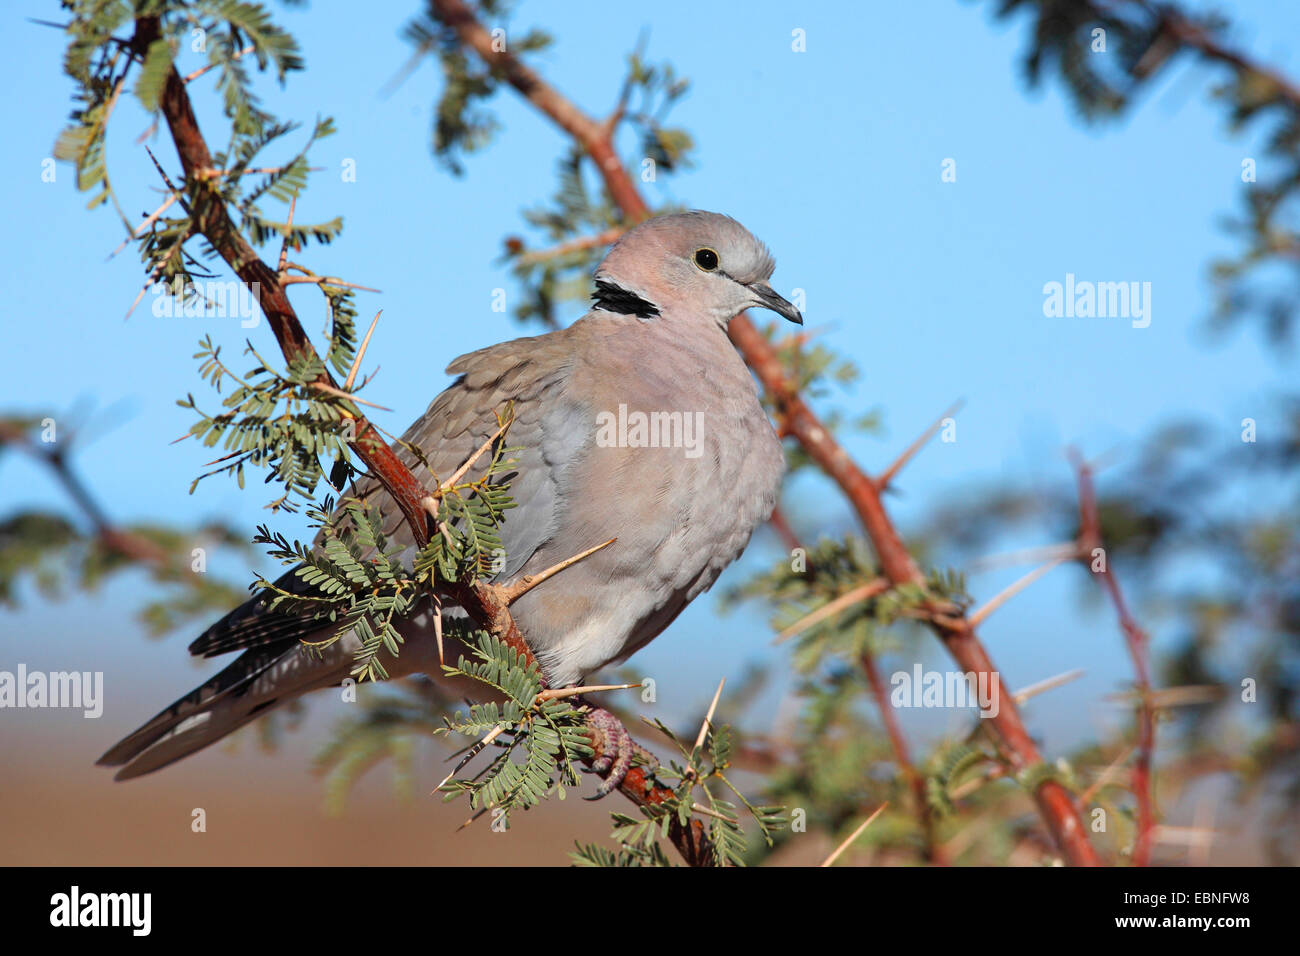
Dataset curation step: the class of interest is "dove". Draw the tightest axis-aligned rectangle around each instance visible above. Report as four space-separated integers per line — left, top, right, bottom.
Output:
99 210 802 791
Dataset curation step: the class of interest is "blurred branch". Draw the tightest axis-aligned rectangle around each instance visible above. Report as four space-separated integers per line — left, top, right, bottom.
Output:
0 419 169 567
860 650 946 863
1130 2 1300 107
1071 450 1156 866
513 225 628 266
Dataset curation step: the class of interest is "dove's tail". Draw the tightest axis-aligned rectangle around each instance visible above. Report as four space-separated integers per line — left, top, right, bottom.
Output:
97 640 346 781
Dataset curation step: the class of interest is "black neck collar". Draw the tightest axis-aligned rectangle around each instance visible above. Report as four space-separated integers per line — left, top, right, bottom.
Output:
592 279 660 319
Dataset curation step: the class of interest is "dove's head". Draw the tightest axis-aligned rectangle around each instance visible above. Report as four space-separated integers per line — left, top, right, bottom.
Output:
592 210 802 327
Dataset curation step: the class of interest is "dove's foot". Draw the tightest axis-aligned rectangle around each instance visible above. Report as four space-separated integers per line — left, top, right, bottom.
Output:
581 704 659 799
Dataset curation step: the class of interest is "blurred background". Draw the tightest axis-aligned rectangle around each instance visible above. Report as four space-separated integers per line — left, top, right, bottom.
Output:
1 0 1297 865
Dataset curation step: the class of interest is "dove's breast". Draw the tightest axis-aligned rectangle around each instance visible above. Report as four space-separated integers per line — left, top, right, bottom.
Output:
508 316 784 686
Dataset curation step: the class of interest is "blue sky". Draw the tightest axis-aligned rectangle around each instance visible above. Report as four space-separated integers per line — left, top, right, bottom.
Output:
3 0 1298 766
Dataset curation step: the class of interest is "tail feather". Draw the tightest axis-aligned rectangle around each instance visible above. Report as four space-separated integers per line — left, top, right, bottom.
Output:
187 566 320 659
98 640 344 780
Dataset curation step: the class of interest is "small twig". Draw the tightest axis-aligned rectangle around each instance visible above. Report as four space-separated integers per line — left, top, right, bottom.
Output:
344 310 382 391
963 669 1088 747
439 418 511 491
421 417 514 522
497 538 618 604
773 578 891 644
455 805 494 832
280 275 381 293
599 30 645 139
432 592 445 666
431 724 506 796
309 381 391 411
949 764 1008 801
536 681 643 702
966 554 1073 630
966 541 1080 572
688 802 739 825
1151 824 1217 850
692 678 726 756
199 448 246 468
183 44 254 83
1078 743 1137 807
514 226 628 266
874 400 964 491
379 37 436 99
1105 685 1221 709
135 191 181 232
110 191 181 258
1014 668 1086 706
215 165 324 178
819 803 888 867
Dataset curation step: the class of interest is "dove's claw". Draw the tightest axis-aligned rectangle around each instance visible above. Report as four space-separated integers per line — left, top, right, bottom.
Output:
582 704 658 799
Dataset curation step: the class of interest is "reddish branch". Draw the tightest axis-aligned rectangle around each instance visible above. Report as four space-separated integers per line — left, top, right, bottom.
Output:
128 14 709 867
429 0 1100 865
1072 453 1155 866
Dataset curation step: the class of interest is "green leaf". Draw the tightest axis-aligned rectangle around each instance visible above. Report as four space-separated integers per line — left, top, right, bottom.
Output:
136 38 175 113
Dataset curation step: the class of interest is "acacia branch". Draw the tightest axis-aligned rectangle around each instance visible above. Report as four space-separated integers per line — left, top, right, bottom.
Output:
428 0 1100 865
128 14 708 867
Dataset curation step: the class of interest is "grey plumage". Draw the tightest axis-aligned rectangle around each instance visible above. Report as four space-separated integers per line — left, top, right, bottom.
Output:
99 210 800 779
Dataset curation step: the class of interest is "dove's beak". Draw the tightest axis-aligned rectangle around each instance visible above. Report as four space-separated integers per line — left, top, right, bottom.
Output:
748 281 803 325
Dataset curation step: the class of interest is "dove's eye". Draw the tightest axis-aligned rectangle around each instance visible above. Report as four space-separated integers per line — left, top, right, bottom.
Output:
694 248 719 271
